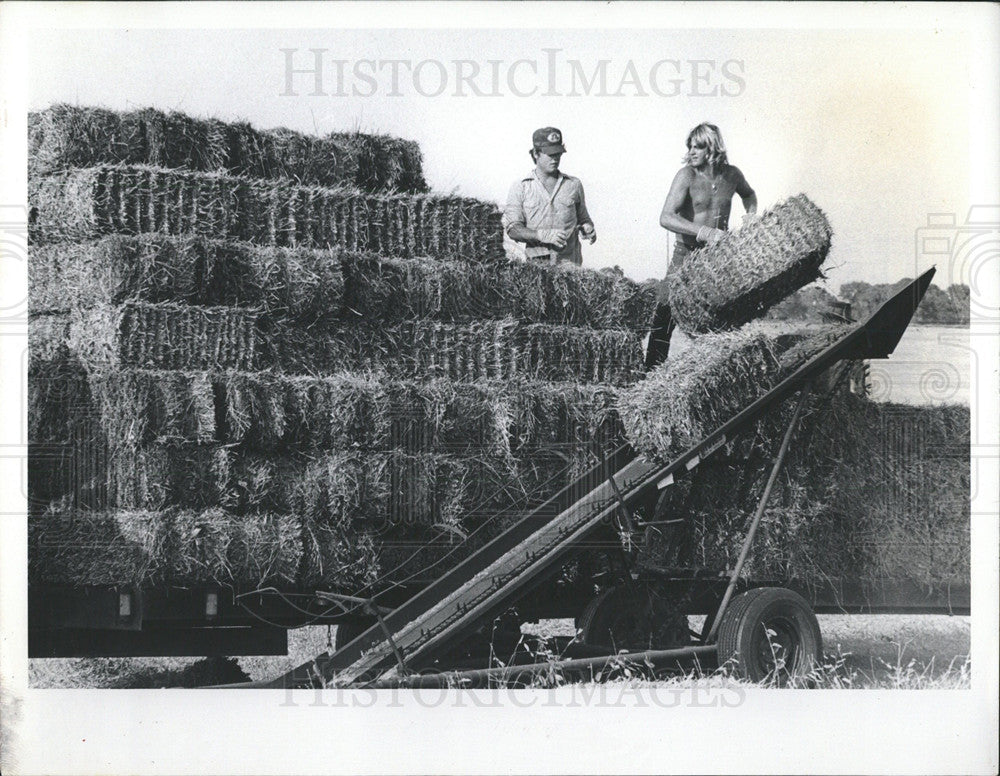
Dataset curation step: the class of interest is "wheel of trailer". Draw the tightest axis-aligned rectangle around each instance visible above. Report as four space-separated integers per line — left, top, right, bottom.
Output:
715 587 822 685
334 619 373 650
577 584 689 651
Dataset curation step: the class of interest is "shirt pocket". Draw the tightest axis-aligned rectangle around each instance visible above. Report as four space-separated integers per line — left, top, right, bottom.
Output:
522 187 550 223
552 188 579 228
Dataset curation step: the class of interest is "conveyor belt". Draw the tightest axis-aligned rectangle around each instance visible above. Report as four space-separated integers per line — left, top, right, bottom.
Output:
264 268 935 689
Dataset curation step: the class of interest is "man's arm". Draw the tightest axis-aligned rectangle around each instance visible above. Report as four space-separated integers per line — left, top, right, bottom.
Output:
575 181 596 244
733 166 757 216
659 167 722 243
504 181 568 250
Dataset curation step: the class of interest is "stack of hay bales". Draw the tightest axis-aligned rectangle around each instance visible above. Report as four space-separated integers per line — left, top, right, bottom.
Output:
28 104 656 595
621 199 968 591
638 394 970 589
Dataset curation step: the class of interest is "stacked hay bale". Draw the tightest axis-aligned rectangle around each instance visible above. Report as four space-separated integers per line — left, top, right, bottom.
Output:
28 104 656 596
635 391 970 589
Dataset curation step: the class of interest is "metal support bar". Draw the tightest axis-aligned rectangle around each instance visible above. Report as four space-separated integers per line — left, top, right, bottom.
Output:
313 591 408 674
366 601 409 675
705 382 813 644
313 591 393 617
607 473 639 560
366 645 719 689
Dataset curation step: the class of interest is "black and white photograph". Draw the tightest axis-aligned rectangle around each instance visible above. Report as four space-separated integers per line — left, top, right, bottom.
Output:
0 2 997 774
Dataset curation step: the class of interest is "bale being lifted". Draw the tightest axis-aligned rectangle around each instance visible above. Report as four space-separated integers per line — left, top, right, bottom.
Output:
666 194 832 333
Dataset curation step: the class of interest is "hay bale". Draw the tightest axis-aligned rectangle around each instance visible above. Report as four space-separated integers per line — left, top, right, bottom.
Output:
91 444 477 529
29 104 426 191
41 302 259 371
28 508 172 586
30 236 343 321
342 254 496 322
29 165 504 260
300 520 380 590
70 437 617 537
28 104 147 175
537 263 658 331
29 506 303 588
373 443 612 586
170 508 302 587
33 362 625 457
642 397 970 586
30 440 615 591
29 314 74 364
341 257 654 331
79 369 218 448
330 130 428 193
619 326 785 461
36 302 640 381
665 194 833 333
519 324 644 384
134 107 230 172
265 319 642 384
33 239 651 329
27 352 93 444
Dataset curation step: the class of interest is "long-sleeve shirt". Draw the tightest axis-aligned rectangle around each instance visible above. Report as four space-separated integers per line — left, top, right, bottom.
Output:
503 171 594 265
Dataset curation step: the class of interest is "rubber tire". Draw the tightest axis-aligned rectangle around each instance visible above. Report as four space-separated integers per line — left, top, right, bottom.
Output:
577 585 690 651
716 587 822 684
334 619 373 650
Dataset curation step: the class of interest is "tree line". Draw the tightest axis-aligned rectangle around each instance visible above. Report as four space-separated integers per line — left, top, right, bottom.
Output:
768 281 970 325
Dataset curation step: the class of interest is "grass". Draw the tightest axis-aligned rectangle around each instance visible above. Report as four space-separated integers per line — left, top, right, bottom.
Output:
29 614 969 688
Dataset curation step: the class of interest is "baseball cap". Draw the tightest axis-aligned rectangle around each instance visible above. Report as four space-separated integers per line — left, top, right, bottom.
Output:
532 127 566 154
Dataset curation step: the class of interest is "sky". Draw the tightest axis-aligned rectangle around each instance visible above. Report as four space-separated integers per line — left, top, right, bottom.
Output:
23 21 993 293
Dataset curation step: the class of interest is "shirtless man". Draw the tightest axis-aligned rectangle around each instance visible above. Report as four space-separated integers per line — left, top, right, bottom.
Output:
646 123 757 368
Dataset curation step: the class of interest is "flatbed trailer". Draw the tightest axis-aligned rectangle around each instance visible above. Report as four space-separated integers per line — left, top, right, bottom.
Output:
29 268 969 684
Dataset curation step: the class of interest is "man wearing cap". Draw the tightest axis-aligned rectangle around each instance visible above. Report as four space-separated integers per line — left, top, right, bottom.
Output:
504 127 596 265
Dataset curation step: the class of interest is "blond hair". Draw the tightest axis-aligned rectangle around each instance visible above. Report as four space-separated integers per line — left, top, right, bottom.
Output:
684 123 729 166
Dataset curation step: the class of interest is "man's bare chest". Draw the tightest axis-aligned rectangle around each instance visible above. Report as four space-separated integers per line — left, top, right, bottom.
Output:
688 176 737 210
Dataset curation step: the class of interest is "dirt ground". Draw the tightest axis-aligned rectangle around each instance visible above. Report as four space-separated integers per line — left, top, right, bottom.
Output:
29 613 970 689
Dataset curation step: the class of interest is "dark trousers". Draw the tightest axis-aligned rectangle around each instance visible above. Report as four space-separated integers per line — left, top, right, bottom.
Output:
645 301 675 369
644 240 695 370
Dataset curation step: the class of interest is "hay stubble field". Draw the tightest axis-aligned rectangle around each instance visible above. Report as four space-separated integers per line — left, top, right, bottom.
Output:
30 614 971 689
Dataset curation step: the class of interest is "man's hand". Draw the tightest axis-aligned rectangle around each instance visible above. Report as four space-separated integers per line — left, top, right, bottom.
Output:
536 228 569 250
579 223 597 245
696 225 726 245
